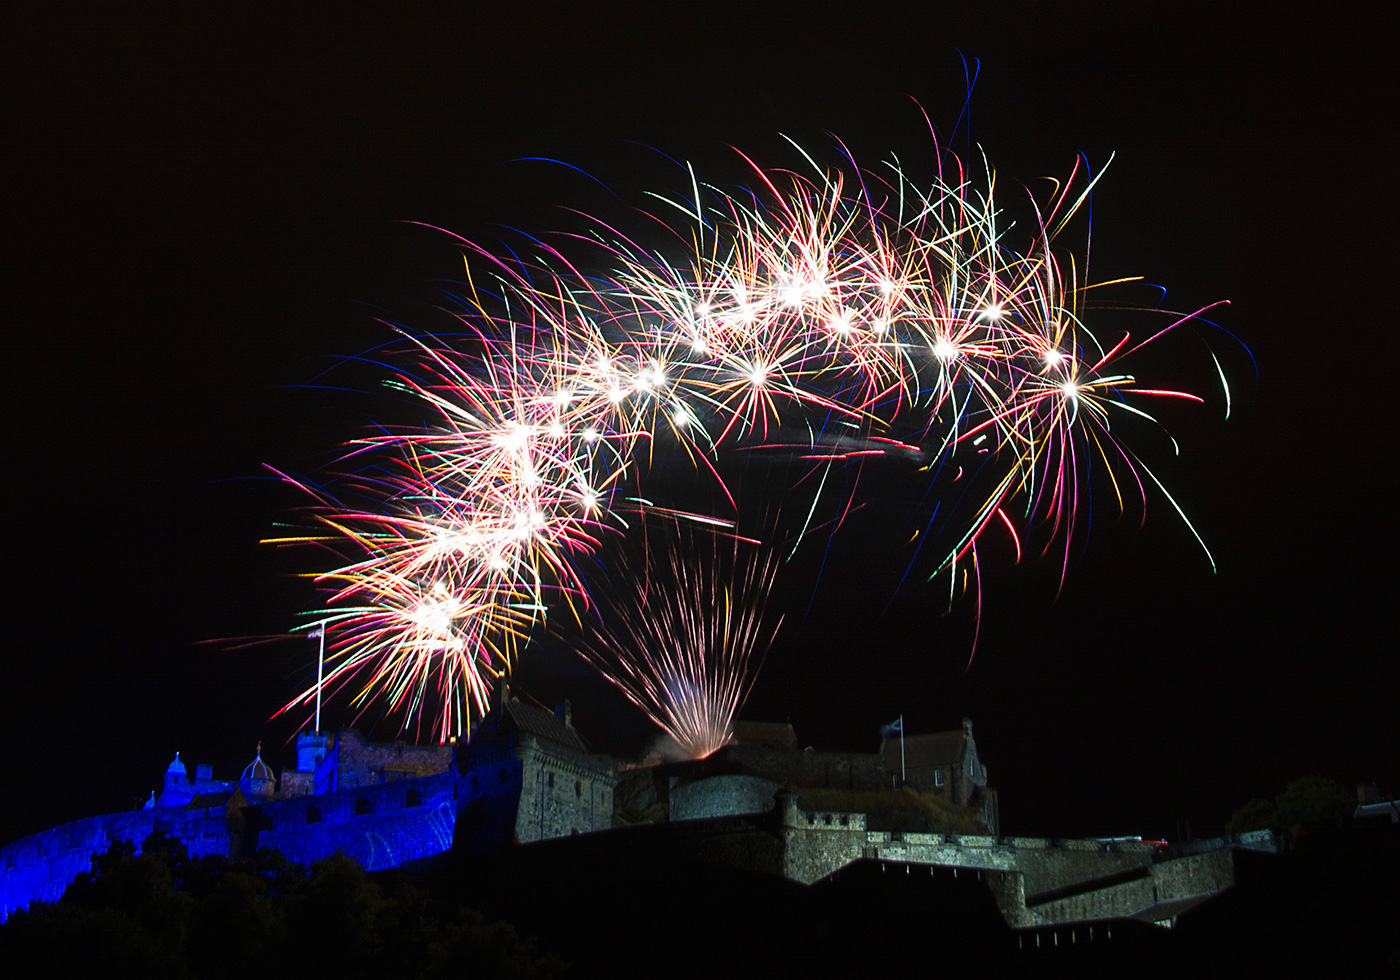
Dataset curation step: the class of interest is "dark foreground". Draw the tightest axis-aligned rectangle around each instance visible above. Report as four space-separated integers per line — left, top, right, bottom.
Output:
3 819 1396 978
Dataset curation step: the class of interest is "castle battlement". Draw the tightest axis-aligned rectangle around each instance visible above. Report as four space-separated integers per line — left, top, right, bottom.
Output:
1 712 1261 931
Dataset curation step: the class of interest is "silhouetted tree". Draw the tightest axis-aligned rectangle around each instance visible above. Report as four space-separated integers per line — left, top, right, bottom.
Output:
1272 776 1353 832
1225 776 1354 838
1225 797 1276 835
0 833 564 979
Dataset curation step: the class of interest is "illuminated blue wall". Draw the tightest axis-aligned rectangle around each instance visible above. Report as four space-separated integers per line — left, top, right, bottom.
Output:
257 771 459 871
0 768 486 921
1 802 235 921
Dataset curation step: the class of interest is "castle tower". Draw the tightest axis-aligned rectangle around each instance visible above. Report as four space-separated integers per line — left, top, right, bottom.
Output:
294 731 328 774
456 693 616 850
240 744 276 801
159 752 194 807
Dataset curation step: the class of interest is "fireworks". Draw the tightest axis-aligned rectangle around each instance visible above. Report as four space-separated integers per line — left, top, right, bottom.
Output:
575 530 782 760
270 133 1224 740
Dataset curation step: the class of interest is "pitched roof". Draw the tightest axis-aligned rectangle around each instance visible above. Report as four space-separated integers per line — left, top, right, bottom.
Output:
880 730 965 772
494 696 589 753
732 721 798 750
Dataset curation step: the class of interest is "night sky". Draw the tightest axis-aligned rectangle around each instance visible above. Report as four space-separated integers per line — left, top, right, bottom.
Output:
4 5 1393 850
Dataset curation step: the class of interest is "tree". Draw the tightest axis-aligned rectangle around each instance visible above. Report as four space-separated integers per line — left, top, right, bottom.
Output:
1225 776 1354 837
0 835 565 979
1225 797 1276 836
1272 776 1353 832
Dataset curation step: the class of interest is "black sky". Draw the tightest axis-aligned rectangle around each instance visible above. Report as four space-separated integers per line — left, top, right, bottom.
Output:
3 4 1394 848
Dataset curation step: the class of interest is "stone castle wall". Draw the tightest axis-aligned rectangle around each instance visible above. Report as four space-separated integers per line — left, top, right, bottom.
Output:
2 802 234 919
671 774 780 821
256 771 458 872
454 736 525 851
316 730 453 794
778 795 870 884
721 746 887 792
761 797 1239 929
512 735 615 843
1 770 463 920
1015 840 1155 899
4 731 1242 933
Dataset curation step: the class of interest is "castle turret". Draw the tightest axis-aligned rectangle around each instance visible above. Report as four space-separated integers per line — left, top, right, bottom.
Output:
240 744 276 801
277 731 328 798
295 731 329 774
159 752 194 807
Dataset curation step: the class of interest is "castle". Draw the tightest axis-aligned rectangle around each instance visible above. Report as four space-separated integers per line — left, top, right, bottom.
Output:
0 697 1262 931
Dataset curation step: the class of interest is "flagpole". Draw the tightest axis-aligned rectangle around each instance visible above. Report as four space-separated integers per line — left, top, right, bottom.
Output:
899 714 905 785
310 620 327 734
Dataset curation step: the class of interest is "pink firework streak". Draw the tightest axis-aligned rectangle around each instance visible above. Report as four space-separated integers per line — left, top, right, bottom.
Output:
574 531 782 760
269 133 1228 738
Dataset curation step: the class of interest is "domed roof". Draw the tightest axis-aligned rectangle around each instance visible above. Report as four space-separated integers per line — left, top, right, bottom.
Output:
241 744 274 784
166 752 187 776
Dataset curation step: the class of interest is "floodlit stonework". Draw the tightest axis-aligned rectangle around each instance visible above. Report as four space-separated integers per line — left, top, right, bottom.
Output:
0 710 1264 931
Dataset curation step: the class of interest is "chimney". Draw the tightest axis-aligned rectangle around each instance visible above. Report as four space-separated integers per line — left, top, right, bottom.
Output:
556 698 573 728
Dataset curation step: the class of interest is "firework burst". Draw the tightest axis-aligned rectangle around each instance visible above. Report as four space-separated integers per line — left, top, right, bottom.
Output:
269 129 1227 739
574 530 782 760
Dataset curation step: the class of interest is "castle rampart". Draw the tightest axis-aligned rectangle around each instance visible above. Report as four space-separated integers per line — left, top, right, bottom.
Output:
0 737 469 921
759 791 1245 928
254 770 459 872
671 773 780 821
313 729 452 794
2 714 1253 934
2 797 241 919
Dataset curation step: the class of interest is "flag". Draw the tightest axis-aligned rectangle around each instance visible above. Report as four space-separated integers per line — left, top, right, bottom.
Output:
880 717 903 737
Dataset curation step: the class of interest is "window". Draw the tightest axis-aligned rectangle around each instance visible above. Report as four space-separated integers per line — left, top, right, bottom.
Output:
934 768 945 787
547 772 555 789
406 788 422 808
575 780 582 798
498 770 507 785
354 798 372 816
471 774 479 790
